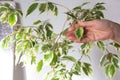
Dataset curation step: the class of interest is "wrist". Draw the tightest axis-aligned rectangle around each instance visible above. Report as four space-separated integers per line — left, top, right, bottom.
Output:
111 23 120 44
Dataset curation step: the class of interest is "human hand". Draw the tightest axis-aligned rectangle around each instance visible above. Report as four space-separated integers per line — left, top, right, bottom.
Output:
66 19 120 43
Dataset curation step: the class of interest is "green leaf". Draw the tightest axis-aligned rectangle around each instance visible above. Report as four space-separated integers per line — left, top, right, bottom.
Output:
48 2 54 11
105 64 116 78
74 61 81 75
109 65 116 78
97 41 105 51
81 2 90 7
81 42 93 55
8 13 17 26
39 3 47 14
61 55 76 62
110 42 120 50
16 32 22 40
100 54 107 66
105 64 110 77
33 20 41 25
16 43 22 53
4 3 10 7
42 44 51 52
1 36 10 48
107 53 113 62
112 57 119 68
95 11 104 19
50 53 58 66
44 51 54 63
82 66 89 76
0 12 8 23
45 23 53 39
54 6 58 16
23 40 29 51
16 9 23 16
31 55 36 64
66 12 77 19
36 60 43 72
0 6 7 12
26 3 38 16
82 63 93 76
94 2 105 10
74 27 84 40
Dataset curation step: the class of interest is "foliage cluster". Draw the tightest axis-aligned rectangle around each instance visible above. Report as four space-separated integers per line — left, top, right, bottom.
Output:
0 1 120 80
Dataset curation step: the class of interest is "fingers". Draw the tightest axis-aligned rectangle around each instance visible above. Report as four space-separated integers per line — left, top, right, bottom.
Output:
65 32 76 41
68 24 79 31
76 20 93 28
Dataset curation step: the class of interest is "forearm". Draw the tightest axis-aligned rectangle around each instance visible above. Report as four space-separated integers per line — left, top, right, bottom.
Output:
112 23 120 44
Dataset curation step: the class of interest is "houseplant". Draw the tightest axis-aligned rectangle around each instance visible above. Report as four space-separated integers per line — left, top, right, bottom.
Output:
0 0 120 80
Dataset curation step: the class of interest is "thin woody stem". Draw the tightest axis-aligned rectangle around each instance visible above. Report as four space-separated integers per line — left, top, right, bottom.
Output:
55 18 68 43
51 2 71 11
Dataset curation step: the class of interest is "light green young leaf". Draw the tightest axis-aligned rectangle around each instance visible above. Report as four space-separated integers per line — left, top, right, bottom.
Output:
44 51 54 64
61 55 76 62
0 12 8 23
36 60 43 72
74 27 84 40
1 36 10 48
31 55 36 64
26 3 38 16
8 13 17 26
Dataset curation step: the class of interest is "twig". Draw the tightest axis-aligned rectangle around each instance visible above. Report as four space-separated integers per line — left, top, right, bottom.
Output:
51 2 71 11
55 18 68 43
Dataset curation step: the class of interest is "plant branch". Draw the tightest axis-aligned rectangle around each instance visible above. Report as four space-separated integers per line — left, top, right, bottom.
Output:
51 2 71 11
55 18 68 43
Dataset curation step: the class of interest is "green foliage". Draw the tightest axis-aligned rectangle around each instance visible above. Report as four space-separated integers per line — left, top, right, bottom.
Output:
26 3 38 16
26 2 58 16
61 55 76 62
97 41 105 51
8 12 17 26
1 1 120 80
37 60 43 72
1 36 11 48
100 53 120 78
0 3 23 26
110 42 120 50
82 62 93 76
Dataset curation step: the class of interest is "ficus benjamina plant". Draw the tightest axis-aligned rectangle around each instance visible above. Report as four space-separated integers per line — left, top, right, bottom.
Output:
0 1 120 80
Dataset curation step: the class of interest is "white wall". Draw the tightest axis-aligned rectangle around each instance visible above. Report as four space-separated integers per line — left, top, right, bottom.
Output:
1 0 120 80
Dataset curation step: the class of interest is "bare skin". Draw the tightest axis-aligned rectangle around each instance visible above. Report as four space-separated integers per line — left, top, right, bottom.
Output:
66 19 120 43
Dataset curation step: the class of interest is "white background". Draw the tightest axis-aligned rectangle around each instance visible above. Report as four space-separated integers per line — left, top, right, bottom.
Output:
0 0 120 80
